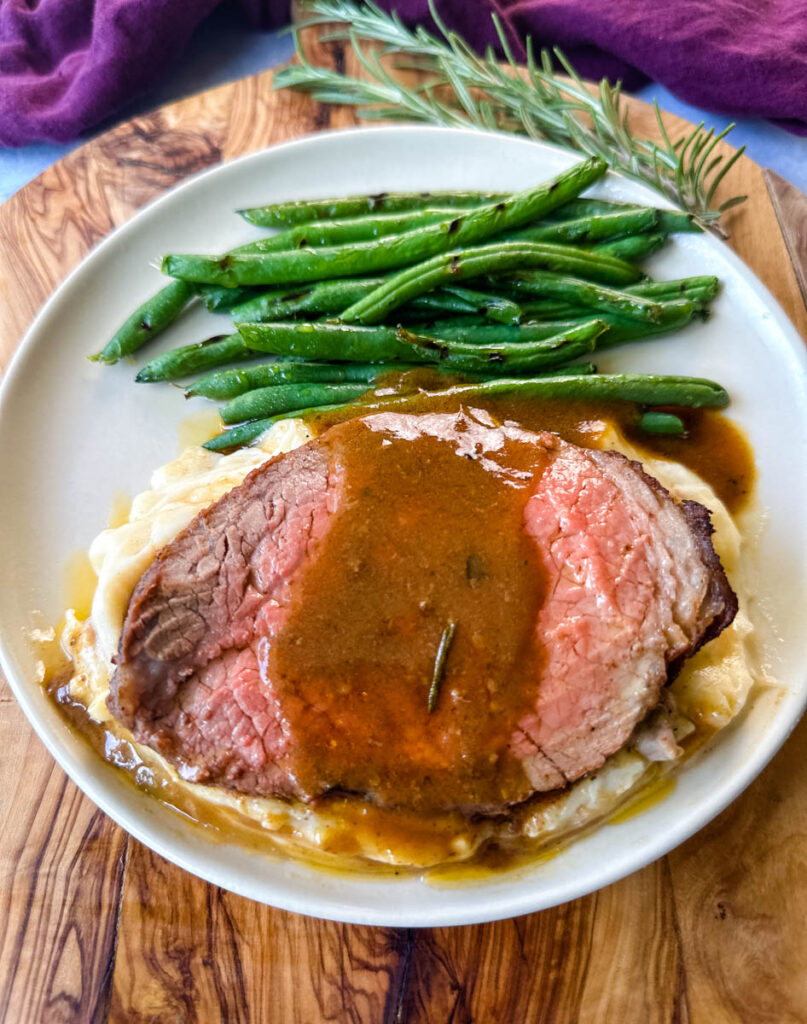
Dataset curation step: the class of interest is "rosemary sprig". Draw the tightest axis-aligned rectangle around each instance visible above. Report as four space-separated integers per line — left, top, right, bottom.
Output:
274 0 747 235
427 620 456 713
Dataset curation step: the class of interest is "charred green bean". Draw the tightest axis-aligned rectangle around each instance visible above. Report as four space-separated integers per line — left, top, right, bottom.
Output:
237 318 603 371
186 361 410 400
508 207 659 245
163 157 608 287
135 334 254 383
232 208 461 253
590 233 668 261
238 191 508 228
91 280 195 363
221 382 373 424
341 241 641 324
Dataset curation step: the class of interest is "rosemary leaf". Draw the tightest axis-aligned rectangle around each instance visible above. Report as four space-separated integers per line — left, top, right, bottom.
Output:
427 620 456 713
277 0 746 235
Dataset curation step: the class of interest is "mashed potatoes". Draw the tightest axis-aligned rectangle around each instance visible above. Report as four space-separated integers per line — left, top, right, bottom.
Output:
60 417 759 869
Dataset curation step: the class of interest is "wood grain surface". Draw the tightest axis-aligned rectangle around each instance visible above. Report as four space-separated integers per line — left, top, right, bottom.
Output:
1 31 806 1024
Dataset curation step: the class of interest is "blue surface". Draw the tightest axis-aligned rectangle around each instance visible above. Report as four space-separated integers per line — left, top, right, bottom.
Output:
634 83 807 194
1 9 805 204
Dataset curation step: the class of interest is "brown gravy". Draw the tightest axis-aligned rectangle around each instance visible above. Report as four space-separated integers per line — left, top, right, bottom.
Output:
268 412 551 812
314 371 754 515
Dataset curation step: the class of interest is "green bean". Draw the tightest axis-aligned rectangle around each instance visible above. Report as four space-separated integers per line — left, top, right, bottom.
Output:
341 241 641 324
230 279 385 323
231 277 517 324
490 272 678 323
407 291 482 316
238 321 419 363
91 280 195 363
395 319 605 374
512 275 718 320
204 371 728 452
238 192 508 228
590 233 668 261
235 207 661 255
507 207 659 245
656 210 699 233
406 373 728 407
628 276 720 302
396 322 567 345
237 318 603 371
548 199 701 232
544 198 640 222
163 157 608 287
639 411 687 436
187 361 411 400
204 404 350 451
232 208 461 253
405 314 491 330
135 334 254 383
437 285 522 324
197 284 256 312
415 303 695 347
221 382 373 424
533 307 698 348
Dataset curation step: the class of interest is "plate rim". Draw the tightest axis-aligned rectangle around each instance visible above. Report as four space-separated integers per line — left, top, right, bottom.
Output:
1 123 807 927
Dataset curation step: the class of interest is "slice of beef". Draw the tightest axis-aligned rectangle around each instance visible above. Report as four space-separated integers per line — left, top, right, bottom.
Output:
512 445 737 791
108 412 737 814
108 442 336 797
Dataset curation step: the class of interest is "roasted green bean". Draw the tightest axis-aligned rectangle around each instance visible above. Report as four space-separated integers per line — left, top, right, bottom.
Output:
341 241 641 324
547 199 700 233
507 207 659 245
163 157 608 287
197 284 256 311
237 318 603 371
416 302 696 348
509 275 718 320
204 404 349 451
186 361 410 400
238 191 508 228
639 410 687 435
238 321 419 363
395 320 605 374
221 382 373 424
135 334 254 383
590 233 668 261
91 280 195 363
232 208 461 253
489 272 679 323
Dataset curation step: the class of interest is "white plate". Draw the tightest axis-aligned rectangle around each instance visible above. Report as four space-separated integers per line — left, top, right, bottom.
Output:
1 127 806 927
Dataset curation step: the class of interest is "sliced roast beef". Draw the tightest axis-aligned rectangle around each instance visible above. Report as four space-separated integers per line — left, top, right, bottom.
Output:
108 411 737 814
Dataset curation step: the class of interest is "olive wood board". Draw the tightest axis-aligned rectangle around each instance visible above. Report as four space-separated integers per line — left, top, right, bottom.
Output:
1 29 806 1024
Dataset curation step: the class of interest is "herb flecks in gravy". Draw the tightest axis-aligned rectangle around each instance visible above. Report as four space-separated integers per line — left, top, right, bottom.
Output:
267 411 550 812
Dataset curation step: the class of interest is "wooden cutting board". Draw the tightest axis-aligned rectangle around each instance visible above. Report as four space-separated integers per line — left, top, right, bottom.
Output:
1 31 806 1024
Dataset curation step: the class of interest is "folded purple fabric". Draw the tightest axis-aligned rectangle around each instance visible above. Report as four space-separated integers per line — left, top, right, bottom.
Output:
2 0 806 147
0 0 290 147
385 0 807 135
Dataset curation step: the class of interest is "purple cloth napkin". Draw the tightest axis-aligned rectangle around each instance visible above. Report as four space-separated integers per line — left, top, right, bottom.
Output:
2 0 806 147
0 0 290 146
385 0 807 135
